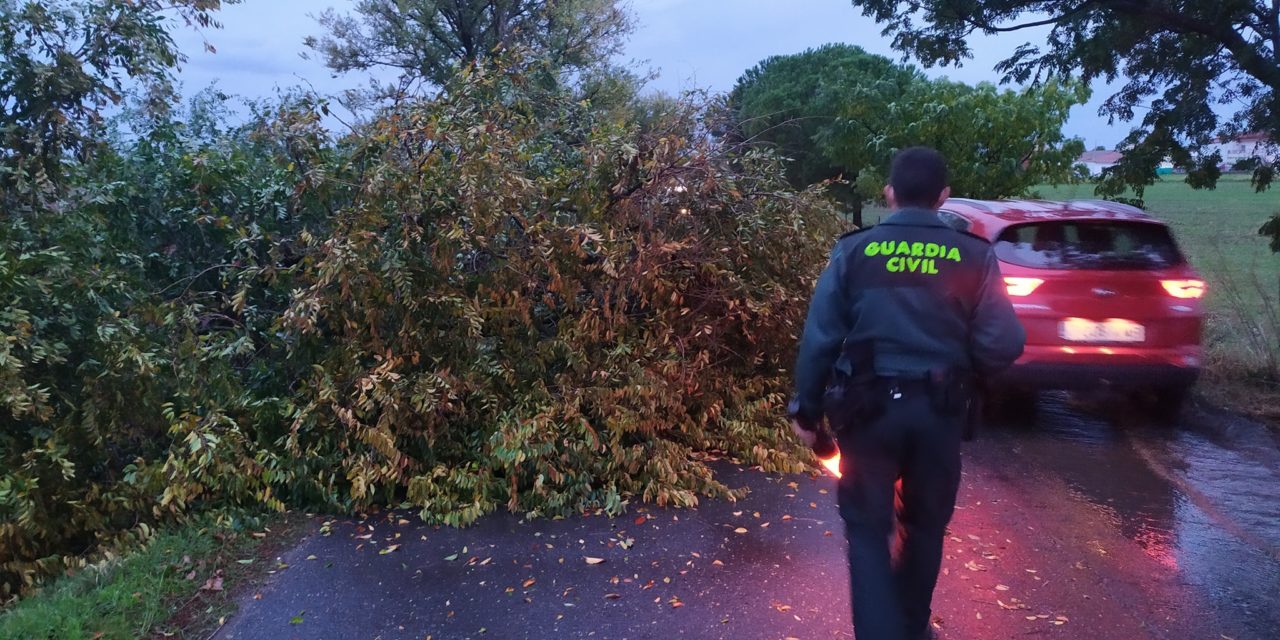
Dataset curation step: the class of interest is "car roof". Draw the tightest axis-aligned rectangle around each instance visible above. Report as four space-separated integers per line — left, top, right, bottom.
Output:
939 198 1164 239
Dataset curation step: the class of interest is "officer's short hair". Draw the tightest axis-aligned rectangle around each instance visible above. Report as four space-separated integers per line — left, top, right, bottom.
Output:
890 147 949 208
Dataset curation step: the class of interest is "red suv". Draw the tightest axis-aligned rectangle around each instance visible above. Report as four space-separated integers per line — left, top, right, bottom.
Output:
938 199 1205 415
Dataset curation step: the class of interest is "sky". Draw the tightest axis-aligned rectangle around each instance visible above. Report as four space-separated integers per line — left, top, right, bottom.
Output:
169 0 1132 148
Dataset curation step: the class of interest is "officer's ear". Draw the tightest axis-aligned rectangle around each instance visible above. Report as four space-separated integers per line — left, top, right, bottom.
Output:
933 186 952 209
884 185 897 209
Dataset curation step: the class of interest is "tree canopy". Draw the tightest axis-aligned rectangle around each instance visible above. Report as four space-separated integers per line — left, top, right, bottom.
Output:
305 0 634 94
729 44 1087 225
0 0 240 208
846 0 1280 243
0 0 840 595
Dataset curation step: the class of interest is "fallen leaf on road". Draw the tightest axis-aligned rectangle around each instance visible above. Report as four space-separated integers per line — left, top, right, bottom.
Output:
995 584 1010 591
733 527 748 534
306 555 317 561
201 576 223 592
584 557 605 565
635 516 647 525
444 553 458 561
379 544 401 555
523 578 536 588
781 515 793 521
290 611 305 625
712 560 724 567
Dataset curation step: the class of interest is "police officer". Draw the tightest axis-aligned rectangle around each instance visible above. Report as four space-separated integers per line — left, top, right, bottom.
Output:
789 147 1025 640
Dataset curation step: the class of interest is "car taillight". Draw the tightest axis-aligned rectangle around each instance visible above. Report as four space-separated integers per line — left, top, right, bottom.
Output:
1004 277 1044 297
1161 279 1206 299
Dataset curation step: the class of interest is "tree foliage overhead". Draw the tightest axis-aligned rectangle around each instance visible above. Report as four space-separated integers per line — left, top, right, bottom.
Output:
0 0 240 208
305 0 634 92
729 44 1087 224
846 0 1280 244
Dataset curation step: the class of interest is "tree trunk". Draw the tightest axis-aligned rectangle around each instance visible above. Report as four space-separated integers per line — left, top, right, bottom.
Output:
849 200 865 228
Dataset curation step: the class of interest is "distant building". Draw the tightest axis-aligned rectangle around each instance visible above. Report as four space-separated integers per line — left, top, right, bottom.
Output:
1077 150 1123 176
1204 132 1275 167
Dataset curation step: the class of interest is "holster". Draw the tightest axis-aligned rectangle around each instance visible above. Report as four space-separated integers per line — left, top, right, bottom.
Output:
823 340 886 433
927 367 980 441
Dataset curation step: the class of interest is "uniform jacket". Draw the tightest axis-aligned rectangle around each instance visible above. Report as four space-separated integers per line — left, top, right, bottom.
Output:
792 207 1026 419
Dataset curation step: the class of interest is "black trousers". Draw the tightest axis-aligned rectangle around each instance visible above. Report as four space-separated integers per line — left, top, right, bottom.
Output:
834 385 964 640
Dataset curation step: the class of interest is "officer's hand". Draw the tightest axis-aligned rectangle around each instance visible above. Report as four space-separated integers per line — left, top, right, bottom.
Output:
790 419 819 448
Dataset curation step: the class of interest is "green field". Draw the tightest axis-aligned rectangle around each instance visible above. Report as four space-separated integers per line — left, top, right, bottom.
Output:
1034 175 1280 381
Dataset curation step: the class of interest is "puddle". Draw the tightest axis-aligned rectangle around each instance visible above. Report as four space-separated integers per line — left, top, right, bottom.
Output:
989 391 1280 637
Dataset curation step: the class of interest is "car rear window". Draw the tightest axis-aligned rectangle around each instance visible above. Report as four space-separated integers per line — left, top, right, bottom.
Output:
994 221 1185 270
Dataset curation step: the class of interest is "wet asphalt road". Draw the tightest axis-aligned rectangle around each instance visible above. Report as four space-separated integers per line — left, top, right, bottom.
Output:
213 395 1280 640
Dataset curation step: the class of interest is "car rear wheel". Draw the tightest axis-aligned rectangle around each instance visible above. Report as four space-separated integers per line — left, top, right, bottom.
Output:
1146 384 1192 423
984 389 1038 426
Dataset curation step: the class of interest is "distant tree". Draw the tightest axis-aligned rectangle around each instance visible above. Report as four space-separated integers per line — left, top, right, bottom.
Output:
306 0 634 96
0 0 239 209
1233 156 1263 172
1094 145 1106 151
729 44 1087 226
846 0 1280 246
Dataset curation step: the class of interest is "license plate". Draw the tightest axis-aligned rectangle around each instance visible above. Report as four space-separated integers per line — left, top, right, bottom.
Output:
1059 318 1146 343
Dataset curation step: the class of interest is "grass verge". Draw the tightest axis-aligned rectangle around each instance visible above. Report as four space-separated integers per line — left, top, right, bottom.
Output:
0 512 309 640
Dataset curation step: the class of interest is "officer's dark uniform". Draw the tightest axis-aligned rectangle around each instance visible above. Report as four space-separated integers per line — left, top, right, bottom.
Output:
792 207 1026 640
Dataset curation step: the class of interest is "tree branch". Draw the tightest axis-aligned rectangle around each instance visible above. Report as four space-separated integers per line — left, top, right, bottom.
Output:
1107 0 1280 91
947 0 1099 34
1270 0 1280 59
